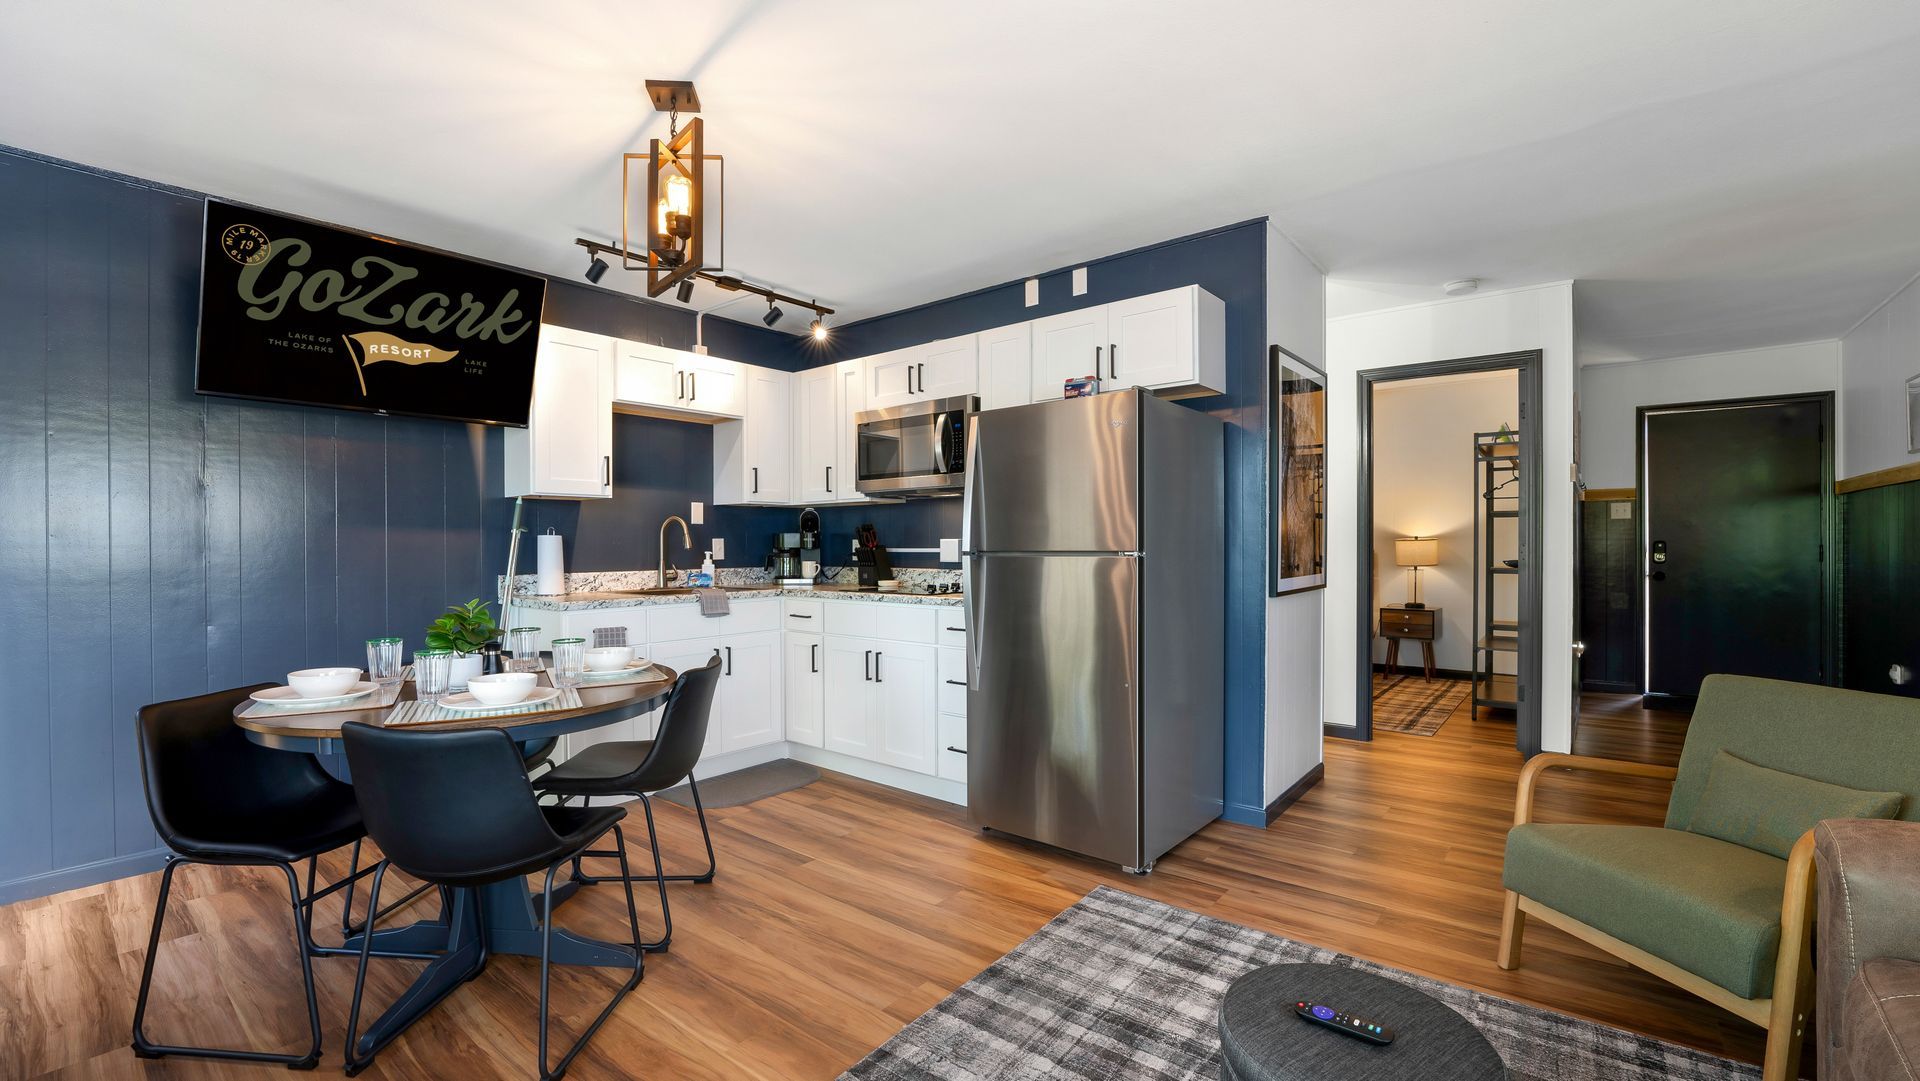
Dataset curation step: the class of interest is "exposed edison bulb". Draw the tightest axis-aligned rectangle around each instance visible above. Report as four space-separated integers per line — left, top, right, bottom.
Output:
665 173 693 217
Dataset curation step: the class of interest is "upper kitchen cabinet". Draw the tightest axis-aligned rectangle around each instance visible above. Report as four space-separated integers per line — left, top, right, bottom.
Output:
792 358 872 505
866 334 978 411
613 340 745 420
504 324 615 499
1029 304 1108 402
713 364 792 505
977 322 1032 411
1029 285 1225 402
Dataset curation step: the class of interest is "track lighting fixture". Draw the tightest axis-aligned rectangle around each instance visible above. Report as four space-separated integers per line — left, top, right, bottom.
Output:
570 239 832 335
809 316 827 341
584 255 609 284
676 278 695 303
763 301 784 327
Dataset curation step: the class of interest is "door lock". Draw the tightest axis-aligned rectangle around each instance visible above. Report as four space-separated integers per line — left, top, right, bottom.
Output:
1651 539 1668 564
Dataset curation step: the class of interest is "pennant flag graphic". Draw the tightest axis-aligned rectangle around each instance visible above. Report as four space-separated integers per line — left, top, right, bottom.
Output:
342 331 460 396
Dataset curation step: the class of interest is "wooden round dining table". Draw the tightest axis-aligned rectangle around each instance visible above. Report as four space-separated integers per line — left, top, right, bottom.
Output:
231 666 677 1062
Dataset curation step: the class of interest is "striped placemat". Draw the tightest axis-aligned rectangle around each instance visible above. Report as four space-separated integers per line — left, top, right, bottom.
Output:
238 679 406 720
384 686 583 727
569 664 671 690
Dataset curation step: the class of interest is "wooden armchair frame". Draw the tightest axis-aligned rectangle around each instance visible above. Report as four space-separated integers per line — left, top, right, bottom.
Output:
1496 753 1817 1081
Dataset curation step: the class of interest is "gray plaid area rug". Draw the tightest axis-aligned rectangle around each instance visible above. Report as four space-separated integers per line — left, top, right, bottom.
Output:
841 886 1758 1081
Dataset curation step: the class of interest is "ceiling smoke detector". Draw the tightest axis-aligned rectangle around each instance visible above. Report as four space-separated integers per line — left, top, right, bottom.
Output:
1443 278 1480 296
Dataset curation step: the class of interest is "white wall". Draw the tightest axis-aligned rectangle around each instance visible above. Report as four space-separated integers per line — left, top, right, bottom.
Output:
1264 222 1327 805
1840 272 1920 479
1579 341 1840 489
1326 281 1577 753
1371 371 1519 672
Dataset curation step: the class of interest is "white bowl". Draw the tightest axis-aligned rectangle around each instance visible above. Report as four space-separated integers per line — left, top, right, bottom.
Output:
288 667 361 699
465 671 538 706
584 646 633 672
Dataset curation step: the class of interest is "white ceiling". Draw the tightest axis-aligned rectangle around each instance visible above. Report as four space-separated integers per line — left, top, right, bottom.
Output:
4 1 1918 361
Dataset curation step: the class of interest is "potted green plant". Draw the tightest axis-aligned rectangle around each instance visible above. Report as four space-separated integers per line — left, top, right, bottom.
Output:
426 598 498 689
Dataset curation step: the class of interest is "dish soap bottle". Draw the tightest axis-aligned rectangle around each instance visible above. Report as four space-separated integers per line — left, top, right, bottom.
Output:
691 551 715 588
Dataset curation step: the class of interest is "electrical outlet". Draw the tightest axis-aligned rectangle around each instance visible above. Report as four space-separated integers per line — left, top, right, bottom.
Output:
690 501 704 525
711 538 725 560
1024 278 1039 307
940 537 961 562
1071 267 1088 296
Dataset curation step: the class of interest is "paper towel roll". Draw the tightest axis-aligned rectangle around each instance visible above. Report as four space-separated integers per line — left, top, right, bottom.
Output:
535 532 566 595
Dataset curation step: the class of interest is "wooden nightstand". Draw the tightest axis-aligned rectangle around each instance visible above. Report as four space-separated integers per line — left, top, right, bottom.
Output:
1380 605 1440 681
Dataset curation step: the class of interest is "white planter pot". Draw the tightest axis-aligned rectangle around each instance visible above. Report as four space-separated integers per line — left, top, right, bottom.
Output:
449 652 484 690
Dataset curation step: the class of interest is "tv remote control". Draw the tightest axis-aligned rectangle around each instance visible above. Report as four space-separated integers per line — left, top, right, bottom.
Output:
1293 1000 1395 1045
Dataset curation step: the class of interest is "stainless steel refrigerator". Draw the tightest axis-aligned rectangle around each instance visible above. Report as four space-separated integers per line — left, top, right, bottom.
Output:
962 388 1224 872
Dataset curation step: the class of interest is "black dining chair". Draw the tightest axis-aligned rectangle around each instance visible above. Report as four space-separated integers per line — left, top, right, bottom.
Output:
132 684 369 1069
533 652 722 952
339 722 644 1080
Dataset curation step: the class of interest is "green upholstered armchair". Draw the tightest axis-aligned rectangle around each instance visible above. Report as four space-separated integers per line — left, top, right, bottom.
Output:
1497 675 1920 1081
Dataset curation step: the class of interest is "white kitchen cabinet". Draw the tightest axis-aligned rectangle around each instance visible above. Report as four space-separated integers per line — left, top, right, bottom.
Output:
870 641 938 773
1106 285 1225 399
784 631 823 748
650 639 726 755
715 631 780 753
792 365 838 504
821 636 877 759
937 712 968 783
977 322 1033 411
505 325 615 499
613 341 744 420
713 364 792 505
835 360 870 503
1029 305 1108 403
865 335 978 412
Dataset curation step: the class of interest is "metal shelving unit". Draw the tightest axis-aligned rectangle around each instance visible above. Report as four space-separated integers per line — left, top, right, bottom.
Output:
1472 432 1522 715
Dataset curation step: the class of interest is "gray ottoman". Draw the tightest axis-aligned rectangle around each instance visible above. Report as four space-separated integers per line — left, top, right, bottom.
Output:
1218 963 1507 1081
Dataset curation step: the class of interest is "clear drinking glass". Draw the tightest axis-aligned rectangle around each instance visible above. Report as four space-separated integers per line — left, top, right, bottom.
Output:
366 637 404 687
504 626 543 672
414 648 454 703
550 637 586 688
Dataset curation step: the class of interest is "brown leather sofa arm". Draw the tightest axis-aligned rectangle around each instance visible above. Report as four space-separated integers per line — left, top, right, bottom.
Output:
1512 753 1679 826
1815 819 1920 1079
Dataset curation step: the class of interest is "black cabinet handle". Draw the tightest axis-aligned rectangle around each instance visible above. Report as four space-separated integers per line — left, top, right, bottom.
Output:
690 372 697 400
677 371 685 400
945 626 964 632
944 679 966 686
918 362 926 394
603 455 611 486
788 612 813 619
906 366 914 395
724 645 733 675
751 466 759 494
1110 342 1117 380
1095 345 1102 376
864 649 872 681
826 465 832 492
811 643 818 673
946 747 968 755
874 652 883 682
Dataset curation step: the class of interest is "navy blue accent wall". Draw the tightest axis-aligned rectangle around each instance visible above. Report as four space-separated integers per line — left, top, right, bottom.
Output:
821 221 1272 823
0 148 797 902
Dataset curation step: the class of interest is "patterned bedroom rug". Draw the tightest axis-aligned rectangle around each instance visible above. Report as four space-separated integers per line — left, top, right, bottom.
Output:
840 886 1756 1081
1371 673 1469 736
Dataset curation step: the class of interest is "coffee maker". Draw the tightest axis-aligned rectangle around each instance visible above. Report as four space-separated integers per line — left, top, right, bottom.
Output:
768 533 805 584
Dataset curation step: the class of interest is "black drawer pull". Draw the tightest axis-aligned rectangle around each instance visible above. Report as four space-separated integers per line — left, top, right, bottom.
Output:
788 613 814 619
945 626 965 632
944 679 966 686
946 747 968 755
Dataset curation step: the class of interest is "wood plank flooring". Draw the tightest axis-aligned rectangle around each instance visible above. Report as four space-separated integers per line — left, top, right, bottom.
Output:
0 692 1754 1079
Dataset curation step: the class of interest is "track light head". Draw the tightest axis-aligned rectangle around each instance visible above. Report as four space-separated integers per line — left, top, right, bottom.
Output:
763 303 783 327
809 317 827 341
676 279 695 303
584 255 609 284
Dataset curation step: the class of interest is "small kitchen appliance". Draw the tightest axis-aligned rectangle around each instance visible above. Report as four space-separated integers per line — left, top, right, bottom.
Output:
768 532 806 584
853 522 893 588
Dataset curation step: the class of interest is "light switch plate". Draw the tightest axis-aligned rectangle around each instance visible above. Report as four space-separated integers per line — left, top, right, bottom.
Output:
710 537 725 560
1024 278 1039 307
1609 502 1631 520
1071 267 1088 296
690 501 704 525
939 537 961 562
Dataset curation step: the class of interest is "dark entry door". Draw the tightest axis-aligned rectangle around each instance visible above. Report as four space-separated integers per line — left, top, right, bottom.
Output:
1642 398 1827 697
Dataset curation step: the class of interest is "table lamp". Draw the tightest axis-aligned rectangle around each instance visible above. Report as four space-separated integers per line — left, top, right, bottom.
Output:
1395 536 1439 609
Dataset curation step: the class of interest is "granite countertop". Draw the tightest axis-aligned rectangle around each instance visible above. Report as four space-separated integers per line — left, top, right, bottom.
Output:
502 568 964 611
508 584 962 611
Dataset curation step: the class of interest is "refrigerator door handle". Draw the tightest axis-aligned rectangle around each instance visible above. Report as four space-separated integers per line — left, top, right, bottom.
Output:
963 557 981 688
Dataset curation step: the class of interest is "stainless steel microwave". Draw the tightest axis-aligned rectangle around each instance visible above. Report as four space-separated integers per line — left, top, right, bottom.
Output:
855 395 977 497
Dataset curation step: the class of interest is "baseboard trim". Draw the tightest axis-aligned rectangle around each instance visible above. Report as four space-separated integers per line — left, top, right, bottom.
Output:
1220 801 1268 827
1264 763 1324 824
1324 722 1365 741
0 848 169 906
1581 680 1640 694
787 743 967 806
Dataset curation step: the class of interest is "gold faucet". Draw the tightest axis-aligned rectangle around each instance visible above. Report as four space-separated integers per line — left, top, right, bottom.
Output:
658 515 692 588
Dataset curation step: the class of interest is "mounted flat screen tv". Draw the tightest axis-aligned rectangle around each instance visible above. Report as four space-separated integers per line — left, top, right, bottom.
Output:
195 200 546 426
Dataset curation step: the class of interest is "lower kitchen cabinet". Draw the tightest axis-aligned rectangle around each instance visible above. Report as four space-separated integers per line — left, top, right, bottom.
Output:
822 633 937 774
785 631 824 747
651 630 782 758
